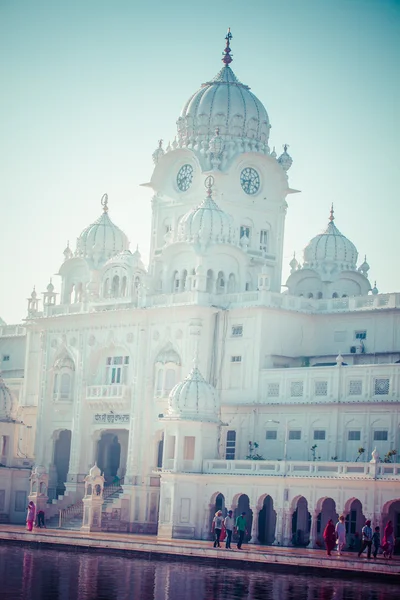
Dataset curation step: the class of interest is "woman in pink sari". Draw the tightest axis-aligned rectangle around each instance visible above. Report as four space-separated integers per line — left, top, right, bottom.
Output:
323 519 336 556
26 501 35 531
382 520 394 559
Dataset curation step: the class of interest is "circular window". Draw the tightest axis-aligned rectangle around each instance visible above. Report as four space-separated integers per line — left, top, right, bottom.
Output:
177 164 194 192
240 167 260 195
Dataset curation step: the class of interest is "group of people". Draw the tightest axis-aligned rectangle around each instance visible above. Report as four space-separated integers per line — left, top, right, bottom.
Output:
323 516 395 560
211 510 248 550
26 501 46 531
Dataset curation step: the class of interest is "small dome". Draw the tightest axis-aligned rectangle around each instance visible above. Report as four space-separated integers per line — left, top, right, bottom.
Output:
103 248 147 273
76 195 129 263
167 366 219 422
177 32 270 150
89 463 102 478
178 185 235 246
0 375 12 421
303 207 358 270
358 255 370 275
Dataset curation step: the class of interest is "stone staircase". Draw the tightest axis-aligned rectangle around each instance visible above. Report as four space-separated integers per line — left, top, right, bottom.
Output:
46 481 124 530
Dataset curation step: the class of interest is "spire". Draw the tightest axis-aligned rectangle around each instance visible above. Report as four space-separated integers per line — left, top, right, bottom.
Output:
204 175 214 198
329 203 334 222
101 193 109 213
222 28 233 65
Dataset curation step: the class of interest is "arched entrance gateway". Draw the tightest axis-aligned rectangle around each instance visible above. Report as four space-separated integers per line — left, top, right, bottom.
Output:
234 494 253 542
344 498 366 549
382 499 400 555
96 430 128 484
316 498 338 546
291 496 311 546
258 495 276 545
53 429 71 497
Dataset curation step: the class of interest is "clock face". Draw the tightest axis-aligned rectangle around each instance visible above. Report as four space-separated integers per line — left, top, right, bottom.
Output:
177 164 194 192
240 167 260 195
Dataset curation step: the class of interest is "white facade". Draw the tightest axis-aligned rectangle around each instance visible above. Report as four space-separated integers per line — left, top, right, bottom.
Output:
0 32 399 546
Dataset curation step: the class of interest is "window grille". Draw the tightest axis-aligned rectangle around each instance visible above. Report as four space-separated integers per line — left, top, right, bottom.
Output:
374 378 389 395
231 325 243 337
373 430 388 441
289 430 301 440
315 381 328 396
313 430 326 440
349 380 362 396
266 430 277 440
355 331 367 340
267 383 280 398
290 381 303 397
231 356 242 363
348 431 361 441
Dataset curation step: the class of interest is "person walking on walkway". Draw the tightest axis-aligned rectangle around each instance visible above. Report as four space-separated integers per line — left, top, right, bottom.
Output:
335 515 346 556
235 512 248 550
26 501 35 532
211 510 224 548
382 520 394 559
224 510 234 550
358 519 373 559
372 526 380 559
323 519 336 556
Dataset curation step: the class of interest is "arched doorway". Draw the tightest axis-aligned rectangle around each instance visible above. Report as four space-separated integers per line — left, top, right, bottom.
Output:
208 493 225 540
235 494 253 542
53 430 71 496
292 497 311 546
316 498 338 546
96 430 128 484
258 495 276 545
384 499 400 555
345 499 365 551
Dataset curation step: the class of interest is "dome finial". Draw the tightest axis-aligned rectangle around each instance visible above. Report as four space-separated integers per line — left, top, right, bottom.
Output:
101 193 109 213
222 28 233 65
329 203 334 222
204 175 214 198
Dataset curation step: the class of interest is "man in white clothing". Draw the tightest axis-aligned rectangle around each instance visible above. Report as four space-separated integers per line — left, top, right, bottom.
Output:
224 510 234 549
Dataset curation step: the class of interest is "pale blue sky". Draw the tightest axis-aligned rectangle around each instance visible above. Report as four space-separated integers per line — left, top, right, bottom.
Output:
0 0 399 323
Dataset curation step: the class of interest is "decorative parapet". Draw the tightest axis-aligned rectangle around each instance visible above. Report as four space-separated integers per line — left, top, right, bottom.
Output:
202 459 400 479
86 385 131 410
258 363 399 406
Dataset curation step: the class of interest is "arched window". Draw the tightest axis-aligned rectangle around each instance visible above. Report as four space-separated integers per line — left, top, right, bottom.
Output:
342 294 348 298
60 373 71 399
216 271 225 294
317 292 323 299
112 275 120 298
165 369 176 393
308 293 313 299
134 276 140 290
226 430 236 460
103 278 110 298
156 369 163 395
332 292 339 298
228 273 236 293
73 282 83 303
181 270 188 292
172 271 179 292
206 270 214 293
121 277 127 297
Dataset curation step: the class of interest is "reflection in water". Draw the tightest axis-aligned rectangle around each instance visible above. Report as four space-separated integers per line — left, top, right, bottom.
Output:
0 546 396 600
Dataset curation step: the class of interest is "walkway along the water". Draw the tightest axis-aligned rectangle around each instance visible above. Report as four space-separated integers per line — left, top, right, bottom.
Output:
0 525 399 582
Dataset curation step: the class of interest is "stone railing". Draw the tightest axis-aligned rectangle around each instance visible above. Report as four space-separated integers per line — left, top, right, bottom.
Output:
0 325 26 337
86 384 131 410
202 459 400 479
259 363 400 406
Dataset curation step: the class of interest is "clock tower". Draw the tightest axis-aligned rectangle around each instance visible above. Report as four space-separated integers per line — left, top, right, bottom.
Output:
143 30 298 295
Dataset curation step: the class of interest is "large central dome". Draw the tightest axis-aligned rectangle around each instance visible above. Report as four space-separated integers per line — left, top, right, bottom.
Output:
176 31 271 151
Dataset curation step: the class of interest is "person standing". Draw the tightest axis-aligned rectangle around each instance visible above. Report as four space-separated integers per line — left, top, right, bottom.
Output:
358 519 373 559
323 519 336 556
335 515 346 556
372 526 380 559
211 510 224 548
26 501 35 532
37 510 45 528
382 520 394 559
235 512 247 550
224 510 234 550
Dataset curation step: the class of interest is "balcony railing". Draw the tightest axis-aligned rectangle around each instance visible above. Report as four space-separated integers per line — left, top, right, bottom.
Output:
202 459 400 479
86 384 131 410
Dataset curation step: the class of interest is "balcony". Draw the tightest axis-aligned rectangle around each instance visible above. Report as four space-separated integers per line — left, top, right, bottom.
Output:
86 384 131 410
202 459 400 480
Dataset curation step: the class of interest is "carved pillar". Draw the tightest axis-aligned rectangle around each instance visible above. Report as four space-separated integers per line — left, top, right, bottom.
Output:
28 466 49 515
309 510 319 549
202 503 213 540
274 508 284 545
249 506 259 544
282 509 293 546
